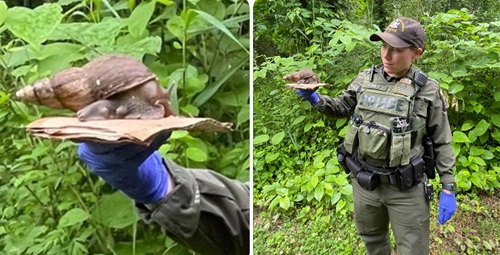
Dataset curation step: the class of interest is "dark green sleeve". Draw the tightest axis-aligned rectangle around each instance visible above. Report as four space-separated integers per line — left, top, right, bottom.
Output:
419 79 456 184
135 158 250 255
312 71 364 118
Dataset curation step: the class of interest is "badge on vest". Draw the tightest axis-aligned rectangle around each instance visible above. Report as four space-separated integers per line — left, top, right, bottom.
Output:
393 78 415 97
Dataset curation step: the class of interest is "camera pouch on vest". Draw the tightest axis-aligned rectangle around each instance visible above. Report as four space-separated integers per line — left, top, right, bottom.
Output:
389 131 411 167
357 123 390 161
344 124 360 154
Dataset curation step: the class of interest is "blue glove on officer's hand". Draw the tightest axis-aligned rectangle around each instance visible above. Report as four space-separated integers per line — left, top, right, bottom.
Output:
77 132 171 204
296 89 319 104
438 191 456 225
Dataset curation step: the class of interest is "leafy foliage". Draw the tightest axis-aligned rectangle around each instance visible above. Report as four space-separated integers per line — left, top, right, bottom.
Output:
0 0 249 254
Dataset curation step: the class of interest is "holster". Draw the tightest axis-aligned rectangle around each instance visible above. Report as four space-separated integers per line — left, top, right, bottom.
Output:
337 144 350 174
422 136 436 179
345 155 380 191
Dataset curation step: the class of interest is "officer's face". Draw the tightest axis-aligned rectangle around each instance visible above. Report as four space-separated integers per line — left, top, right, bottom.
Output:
381 42 422 78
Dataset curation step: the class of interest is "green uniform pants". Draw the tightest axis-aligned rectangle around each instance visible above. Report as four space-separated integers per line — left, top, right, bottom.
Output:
352 177 430 255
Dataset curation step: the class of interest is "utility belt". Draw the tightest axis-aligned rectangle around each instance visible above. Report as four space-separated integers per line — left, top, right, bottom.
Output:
337 144 425 191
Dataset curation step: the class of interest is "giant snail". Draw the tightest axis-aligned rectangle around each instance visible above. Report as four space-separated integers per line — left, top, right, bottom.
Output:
15 54 176 121
282 69 319 84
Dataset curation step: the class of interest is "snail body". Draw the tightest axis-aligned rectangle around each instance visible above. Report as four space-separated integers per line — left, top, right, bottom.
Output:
283 69 319 84
15 54 175 121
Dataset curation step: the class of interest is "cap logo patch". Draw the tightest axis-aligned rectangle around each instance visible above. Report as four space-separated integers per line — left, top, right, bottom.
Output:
387 19 405 33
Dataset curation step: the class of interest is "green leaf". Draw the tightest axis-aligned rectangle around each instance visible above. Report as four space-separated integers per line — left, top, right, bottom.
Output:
5 4 63 47
314 184 324 201
58 208 89 228
166 15 185 40
341 184 352 195
324 183 334 196
468 146 484 156
336 199 346 212
180 104 199 116
473 157 486 166
451 143 462 156
336 118 347 128
156 0 174 6
93 192 139 229
331 192 341 205
237 104 250 128
127 0 155 37
461 120 475 131
265 152 279 163
494 92 500 102
471 119 490 136
483 240 493 250
170 130 189 139
345 42 356 52
304 123 313 132
49 18 124 46
58 0 83 6
185 76 207 95
269 196 279 210
186 147 208 162
276 187 288 196
292 116 306 126
453 131 471 143
192 9 249 54
470 172 484 188
314 120 325 127
451 70 467 78
448 82 464 94
173 41 182 49
193 57 248 106
279 196 291 210
271 131 285 145
197 0 225 20
115 36 162 58
253 135 269 145
481 150 494 160
491 115 500 128
0 92 9 105
0 1 7 26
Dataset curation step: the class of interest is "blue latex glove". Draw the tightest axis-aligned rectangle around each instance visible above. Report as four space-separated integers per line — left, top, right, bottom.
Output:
296 89 319 104
77 132 171 204
438 191 457 225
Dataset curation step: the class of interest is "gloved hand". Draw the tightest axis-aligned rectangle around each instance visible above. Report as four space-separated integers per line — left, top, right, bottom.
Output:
296 89 319 104
438 191 456 225
77 132 171 204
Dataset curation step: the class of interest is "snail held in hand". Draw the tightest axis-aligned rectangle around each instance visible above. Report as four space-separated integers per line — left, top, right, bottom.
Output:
15 54 175 121
283 69 319 84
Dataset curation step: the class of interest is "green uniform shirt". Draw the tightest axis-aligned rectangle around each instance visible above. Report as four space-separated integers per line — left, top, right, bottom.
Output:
313 65 456 184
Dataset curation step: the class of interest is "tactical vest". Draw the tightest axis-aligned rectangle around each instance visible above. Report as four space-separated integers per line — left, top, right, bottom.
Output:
343 65 427 168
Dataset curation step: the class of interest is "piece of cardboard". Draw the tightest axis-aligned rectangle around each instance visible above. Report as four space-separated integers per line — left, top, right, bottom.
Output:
26 116 233 145
285 83 332 90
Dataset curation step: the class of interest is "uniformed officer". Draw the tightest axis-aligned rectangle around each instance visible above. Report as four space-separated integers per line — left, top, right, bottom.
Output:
296 17 457 255
77 132 250 255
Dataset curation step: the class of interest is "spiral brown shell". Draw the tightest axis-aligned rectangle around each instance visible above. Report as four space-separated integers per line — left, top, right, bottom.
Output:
282 69 319 84
15 54 157 112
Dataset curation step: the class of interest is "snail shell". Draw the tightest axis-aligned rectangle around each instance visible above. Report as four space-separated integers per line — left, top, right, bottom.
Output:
15 54 177 121
283 69 319 84
16 54 157 112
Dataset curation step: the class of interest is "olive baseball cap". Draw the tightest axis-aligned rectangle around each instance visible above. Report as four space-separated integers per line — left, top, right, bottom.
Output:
370 17 426 51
